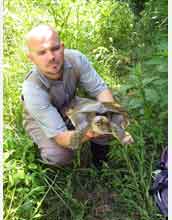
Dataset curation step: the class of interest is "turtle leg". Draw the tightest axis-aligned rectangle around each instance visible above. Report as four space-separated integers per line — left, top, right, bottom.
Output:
110 122 134 145
90 141 109 169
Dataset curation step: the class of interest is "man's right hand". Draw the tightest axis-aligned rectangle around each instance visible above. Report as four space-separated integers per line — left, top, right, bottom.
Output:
54 129 104 150
84 129 108 141
85 130 100 139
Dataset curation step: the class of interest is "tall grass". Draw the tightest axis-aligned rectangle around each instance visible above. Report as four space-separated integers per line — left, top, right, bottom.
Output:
4 0 167 219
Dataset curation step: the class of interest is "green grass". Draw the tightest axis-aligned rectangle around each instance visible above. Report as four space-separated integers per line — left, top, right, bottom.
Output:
3 126 165 220
4 0 167 219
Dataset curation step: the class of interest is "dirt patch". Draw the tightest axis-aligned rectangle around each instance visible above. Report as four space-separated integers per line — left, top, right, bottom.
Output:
74 189 129 220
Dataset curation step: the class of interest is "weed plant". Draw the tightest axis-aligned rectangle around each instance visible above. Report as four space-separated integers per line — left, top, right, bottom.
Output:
4 0 167 219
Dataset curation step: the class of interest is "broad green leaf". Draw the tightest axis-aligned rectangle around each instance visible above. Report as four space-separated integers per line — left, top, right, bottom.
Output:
15 169 25 180
144 88 160 104
157 63 167 73
142 76 159 86
128 98 143 110
144 57 165 65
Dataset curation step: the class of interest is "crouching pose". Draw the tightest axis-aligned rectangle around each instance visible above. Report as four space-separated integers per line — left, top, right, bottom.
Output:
22 24 133 168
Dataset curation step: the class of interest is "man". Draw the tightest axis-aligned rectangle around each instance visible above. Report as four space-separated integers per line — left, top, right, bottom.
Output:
22 24 115 167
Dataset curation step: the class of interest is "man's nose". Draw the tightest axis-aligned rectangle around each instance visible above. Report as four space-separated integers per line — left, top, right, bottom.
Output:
47 50 55 60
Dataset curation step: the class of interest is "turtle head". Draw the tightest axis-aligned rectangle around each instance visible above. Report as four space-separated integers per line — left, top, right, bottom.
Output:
91 115 111 135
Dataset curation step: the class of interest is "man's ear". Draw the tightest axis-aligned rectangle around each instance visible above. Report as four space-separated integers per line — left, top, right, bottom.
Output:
61 41 64 49
27 52 34 62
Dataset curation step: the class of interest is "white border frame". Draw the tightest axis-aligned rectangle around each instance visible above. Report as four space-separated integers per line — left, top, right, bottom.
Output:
168 0 171 219
0 0 3 219
0 1 169 220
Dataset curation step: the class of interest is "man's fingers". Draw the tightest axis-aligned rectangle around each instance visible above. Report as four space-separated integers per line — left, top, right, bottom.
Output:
85 130 101 139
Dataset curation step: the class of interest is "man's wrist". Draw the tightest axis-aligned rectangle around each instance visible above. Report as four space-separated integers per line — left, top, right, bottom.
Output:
70 130 83 149
68 129 102 150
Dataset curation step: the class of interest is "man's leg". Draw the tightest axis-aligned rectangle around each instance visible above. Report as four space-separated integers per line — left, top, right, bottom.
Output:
90 142 109 169
24 118 74 166
90 136 111 169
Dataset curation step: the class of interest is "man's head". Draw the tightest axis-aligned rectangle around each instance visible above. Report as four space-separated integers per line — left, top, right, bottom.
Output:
26 24 64 80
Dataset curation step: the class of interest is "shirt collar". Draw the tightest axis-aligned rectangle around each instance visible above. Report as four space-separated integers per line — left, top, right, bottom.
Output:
64 58 72 69
33 59 72 89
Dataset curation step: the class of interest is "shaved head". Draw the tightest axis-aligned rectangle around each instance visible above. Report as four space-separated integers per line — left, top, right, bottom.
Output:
25 24 64 80
26 25 60 52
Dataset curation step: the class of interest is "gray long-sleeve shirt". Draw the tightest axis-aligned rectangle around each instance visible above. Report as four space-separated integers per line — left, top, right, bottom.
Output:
22 49 108 138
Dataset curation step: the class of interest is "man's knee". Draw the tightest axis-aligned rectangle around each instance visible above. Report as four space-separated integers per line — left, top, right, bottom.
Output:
40 147 74 166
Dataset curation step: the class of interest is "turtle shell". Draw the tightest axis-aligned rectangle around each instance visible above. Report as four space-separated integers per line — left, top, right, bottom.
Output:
65 97 133 145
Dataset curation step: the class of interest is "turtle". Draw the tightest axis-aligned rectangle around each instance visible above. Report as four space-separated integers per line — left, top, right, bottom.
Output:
65 97 134 149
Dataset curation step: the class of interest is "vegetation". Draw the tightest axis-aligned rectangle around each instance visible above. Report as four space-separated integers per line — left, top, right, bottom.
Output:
4 0 167 219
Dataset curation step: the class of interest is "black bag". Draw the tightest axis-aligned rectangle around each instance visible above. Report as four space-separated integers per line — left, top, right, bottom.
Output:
150 147 168 217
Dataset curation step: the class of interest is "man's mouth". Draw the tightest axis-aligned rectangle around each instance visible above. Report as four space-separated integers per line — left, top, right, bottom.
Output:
48 64 59 70
52 64 58 68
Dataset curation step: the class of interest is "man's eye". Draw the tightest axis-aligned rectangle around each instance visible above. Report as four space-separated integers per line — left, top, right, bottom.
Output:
52 45 60 51
37 51 45 55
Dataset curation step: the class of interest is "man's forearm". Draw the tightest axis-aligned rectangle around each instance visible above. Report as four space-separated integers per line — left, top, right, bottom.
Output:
54 130 75 147
96 89 114 102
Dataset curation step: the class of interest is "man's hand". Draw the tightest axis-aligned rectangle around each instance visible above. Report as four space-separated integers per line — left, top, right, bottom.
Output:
83 129 108 141
85 130 101 139
54 129 102 150
96 89 114 102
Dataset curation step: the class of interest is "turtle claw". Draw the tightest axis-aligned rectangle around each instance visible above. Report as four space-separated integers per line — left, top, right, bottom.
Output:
121 132 134 145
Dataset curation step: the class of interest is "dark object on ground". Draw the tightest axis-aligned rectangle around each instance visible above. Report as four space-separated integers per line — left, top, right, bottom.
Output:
90 142 109 169
150 147 168 217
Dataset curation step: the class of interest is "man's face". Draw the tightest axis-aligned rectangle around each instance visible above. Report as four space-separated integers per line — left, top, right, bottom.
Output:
28 31 64 80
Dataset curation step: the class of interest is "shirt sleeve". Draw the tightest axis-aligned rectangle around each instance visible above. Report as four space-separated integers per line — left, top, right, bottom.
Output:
75 51 108 97
22 81 67 138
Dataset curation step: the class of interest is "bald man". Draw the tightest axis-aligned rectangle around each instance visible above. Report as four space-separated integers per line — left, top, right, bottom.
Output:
22 24 115 167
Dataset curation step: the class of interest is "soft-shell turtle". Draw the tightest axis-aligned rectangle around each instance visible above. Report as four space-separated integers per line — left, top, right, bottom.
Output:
65 97 134 149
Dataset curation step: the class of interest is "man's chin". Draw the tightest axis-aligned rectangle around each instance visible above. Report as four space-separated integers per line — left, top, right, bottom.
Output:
46 72 61 80
45 69 63 80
